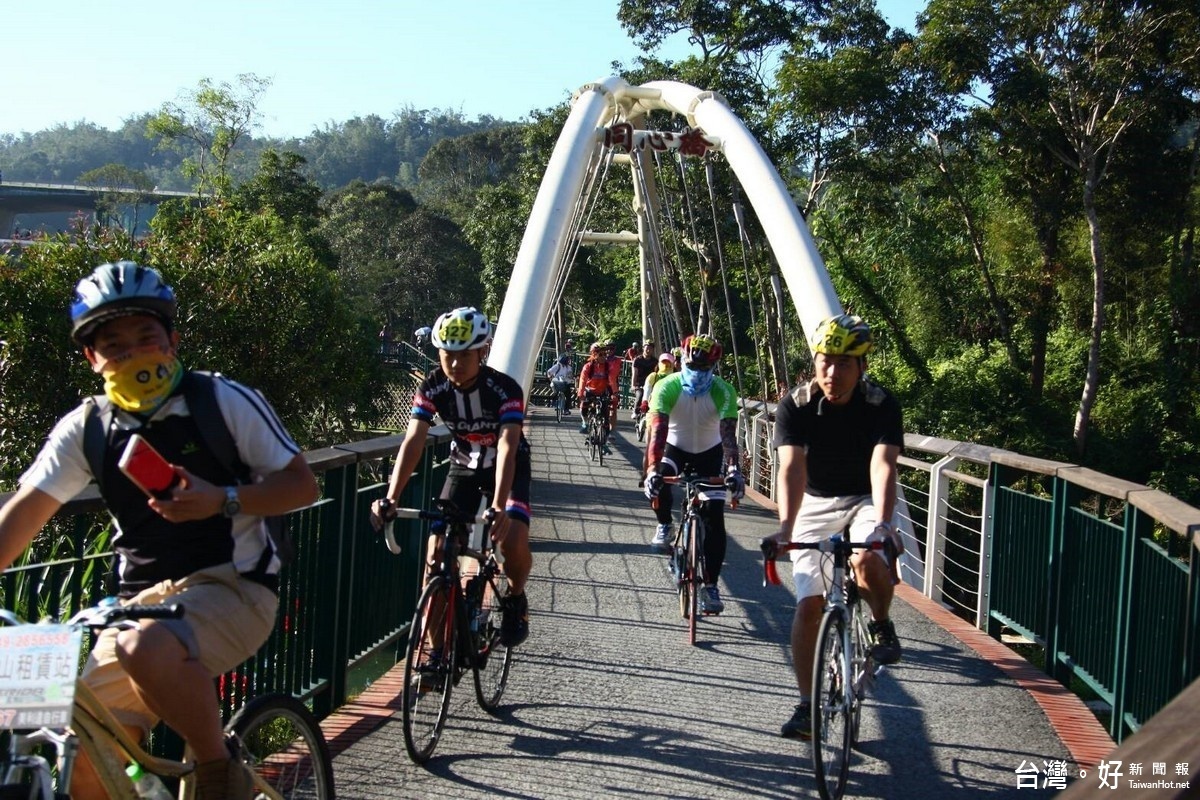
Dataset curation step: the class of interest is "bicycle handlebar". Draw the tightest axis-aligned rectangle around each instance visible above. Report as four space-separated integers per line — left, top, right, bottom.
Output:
375 499 495 556
654 474 739 510
0 601 185 629
759 538 893 587
661 475 726 487
390 506 493 525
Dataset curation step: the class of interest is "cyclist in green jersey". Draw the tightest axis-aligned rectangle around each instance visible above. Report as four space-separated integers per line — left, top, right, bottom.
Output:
642 334 744 614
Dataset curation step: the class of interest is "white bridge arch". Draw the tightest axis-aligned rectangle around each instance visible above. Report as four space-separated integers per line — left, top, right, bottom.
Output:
487 76 842 390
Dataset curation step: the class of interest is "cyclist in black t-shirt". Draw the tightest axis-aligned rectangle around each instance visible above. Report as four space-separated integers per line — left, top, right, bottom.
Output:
763 314 906 739
371 306 532 647
629 340 658 420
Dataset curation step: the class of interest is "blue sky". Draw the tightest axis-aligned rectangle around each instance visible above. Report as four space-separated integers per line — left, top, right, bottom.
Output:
6 0 923 140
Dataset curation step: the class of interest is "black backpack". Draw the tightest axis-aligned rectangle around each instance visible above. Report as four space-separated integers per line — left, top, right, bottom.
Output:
81 370 295 566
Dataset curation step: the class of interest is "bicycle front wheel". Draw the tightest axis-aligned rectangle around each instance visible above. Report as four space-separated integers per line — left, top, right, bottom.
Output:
402 576 457 763
226 693 335 800
849 604 873 747
473 564 513 711
686 517 700 645
598 419 607 466
674 523 689 620
813 609 853 800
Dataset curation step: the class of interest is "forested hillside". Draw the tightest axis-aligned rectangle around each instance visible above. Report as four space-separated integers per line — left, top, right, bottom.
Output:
0 106 510 193
3 0 1199 509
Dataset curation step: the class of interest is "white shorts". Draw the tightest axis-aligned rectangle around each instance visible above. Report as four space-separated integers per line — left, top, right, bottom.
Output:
789 494 881 600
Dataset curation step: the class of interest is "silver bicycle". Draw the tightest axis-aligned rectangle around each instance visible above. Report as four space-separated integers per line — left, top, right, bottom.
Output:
762 534 893 800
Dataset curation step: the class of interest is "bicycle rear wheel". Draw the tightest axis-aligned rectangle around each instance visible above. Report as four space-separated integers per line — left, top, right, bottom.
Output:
813 610 852 800
402 576 457 763
473 564 513 711
226 693 335 800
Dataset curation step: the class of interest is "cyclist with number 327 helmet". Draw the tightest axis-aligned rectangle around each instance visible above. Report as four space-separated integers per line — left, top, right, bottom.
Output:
763 313 906 740
642 334 744 615
0 261 319 800
370 306 533 648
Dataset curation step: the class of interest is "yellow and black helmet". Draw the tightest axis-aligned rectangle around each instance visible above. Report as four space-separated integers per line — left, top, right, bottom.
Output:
682 333 723 369
811 314 873 357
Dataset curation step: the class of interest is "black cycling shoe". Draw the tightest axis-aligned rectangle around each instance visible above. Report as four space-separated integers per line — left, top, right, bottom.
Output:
500 591 529 647
781 701 812 739
868 618 902 665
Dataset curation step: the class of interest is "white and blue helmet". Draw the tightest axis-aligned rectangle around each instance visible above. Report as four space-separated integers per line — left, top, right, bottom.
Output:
70 261 176 344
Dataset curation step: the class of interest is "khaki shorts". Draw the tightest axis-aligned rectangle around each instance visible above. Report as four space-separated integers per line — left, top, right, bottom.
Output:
789 495 882 600
80 564 278 733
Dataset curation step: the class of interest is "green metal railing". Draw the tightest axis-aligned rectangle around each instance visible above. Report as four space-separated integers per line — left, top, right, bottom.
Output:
0 426 452 724
986 454 1199 742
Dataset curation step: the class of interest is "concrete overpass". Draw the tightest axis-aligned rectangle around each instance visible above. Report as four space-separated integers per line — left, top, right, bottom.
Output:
0 181 192 238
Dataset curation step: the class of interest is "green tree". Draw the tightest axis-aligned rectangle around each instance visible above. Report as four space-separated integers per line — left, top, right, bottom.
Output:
918 0 1200 455
148 74 272 198
416 126 525 214
78 162 155 237
234 150 335 269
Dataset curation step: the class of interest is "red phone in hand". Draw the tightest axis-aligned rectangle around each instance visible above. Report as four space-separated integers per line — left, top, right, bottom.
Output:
118 434 180 499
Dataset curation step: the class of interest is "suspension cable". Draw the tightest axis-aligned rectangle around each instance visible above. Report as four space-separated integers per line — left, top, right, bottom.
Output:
703 154 745 398
653 149 695 337
731 182 769 400
546 133 615 334
675 151 716 334
634 148 686 350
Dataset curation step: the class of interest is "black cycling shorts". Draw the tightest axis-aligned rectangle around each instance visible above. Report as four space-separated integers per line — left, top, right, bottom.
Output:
439 449 533 525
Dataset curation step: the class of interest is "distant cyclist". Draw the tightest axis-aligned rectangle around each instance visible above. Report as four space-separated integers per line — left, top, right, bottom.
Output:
371 306 533 647
763 314 905 739
577 342 619 438
637 351 676 484
643 334 744 614
629 341 657 421
546 354 575 414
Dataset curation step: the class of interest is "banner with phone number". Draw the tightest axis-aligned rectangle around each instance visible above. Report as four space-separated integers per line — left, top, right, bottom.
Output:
0 625 82 729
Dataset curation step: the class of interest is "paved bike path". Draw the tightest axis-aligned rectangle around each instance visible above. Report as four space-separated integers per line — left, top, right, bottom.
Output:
328 409 1084 798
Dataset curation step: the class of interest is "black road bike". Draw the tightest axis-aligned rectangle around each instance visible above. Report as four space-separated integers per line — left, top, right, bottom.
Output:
385 501 514 764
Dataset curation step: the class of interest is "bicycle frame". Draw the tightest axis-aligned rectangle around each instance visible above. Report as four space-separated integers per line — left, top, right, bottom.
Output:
408 510 494 665
582 393 611 463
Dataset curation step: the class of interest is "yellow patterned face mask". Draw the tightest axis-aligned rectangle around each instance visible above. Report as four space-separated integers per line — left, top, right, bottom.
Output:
99 346 183 413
